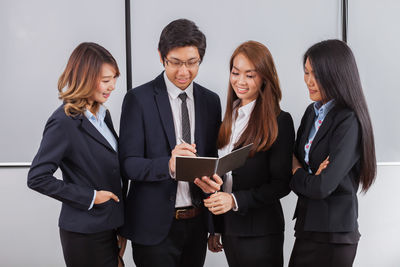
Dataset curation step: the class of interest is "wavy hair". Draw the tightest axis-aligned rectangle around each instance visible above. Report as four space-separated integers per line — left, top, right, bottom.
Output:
58 42 119 116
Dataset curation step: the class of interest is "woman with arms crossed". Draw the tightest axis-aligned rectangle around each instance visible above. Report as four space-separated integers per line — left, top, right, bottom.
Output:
198 41 294 267
289 39 376 267
28 43 126 267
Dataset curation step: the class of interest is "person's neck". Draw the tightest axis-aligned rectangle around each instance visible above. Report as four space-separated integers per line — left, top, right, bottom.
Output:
87 102 98 117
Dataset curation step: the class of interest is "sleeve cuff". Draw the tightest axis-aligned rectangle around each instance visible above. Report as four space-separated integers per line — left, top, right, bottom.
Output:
169 169 176 179
231 193 239 211
88 190 96 210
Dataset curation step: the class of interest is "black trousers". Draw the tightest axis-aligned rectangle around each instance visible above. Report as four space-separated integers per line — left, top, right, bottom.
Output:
222 233 284 267
132 213 207 267
289 238 358 267
59 228 118 267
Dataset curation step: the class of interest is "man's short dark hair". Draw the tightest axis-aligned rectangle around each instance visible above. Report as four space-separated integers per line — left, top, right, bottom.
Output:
158 19 206 63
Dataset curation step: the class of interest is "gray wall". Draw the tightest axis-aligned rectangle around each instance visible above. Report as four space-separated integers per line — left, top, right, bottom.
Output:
1 165 399 266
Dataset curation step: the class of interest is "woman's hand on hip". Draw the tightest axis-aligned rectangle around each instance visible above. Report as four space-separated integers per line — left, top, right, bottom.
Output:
94 190 119 204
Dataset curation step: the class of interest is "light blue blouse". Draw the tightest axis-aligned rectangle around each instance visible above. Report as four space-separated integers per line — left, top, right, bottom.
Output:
304 100 335 172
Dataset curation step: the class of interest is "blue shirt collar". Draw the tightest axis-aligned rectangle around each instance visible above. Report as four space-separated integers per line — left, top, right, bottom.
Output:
313 99 335 118
84 105 107 122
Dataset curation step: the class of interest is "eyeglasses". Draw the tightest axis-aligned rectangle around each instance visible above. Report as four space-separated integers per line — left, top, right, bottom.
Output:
164 58 201 69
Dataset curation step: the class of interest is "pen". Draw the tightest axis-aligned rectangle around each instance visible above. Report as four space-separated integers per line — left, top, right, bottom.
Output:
178 137 199 157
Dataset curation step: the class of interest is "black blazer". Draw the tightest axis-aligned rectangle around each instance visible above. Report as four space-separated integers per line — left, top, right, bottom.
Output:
291 104 361 232
220 111 294 236
118 73 221 245
27 105 124 234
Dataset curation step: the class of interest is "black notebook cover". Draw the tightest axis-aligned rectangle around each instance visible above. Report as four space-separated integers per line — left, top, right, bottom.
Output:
175 143 252 182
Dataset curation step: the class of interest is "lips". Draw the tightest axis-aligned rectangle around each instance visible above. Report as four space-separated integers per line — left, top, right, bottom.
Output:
308 88 318 94
176 77 190 84
103 93 110 98
236 87 249 94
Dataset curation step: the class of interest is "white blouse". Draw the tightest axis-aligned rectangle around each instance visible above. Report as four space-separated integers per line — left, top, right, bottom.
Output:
219 99 256 209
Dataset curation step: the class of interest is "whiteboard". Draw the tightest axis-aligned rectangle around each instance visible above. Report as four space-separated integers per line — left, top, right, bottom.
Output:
129 0 339 143
18 1 400 162
0 0 127 162
348 0 400 162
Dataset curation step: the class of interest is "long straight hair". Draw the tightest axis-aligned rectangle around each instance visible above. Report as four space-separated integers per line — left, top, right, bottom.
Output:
58 42 120 116
304 39 376 192
218 41 282 156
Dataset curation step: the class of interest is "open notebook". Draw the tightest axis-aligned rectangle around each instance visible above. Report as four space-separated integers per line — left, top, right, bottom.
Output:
175 143 252 182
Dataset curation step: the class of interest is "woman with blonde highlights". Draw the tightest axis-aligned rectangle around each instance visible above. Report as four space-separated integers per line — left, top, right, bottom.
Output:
28 42 126 267
198 41 295 267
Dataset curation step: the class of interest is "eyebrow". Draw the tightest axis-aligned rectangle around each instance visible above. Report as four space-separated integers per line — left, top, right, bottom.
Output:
101 75 114 79
232 66 256 73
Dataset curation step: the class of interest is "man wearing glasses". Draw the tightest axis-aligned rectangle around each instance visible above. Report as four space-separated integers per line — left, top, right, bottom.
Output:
119 19 222 267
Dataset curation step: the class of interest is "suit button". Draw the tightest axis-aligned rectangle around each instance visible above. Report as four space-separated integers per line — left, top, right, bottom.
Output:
169 195 175 202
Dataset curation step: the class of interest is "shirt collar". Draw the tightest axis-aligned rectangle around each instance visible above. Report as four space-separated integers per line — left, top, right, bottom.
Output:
163 71 194 100
234 99 256 117
84 105 107 122
313 99 335 117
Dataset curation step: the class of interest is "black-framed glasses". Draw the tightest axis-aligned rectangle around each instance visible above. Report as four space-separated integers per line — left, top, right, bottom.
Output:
164 58 201 69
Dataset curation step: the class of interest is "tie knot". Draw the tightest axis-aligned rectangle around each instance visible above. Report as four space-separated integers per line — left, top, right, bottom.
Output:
178 92 188 102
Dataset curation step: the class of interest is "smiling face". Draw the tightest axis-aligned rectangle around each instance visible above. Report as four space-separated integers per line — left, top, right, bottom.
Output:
230 53 262 106
304 58 324 103
160 46 200 90
88 63 117 105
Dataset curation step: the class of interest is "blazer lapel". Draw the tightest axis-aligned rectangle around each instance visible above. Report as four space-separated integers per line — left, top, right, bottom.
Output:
193 84 206 156
78 116 116 152
299 107 315 162
104 109 118 141
154 74 176 150
309 106 337 155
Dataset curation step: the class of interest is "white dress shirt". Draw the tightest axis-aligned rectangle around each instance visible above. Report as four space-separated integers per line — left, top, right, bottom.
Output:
218 99 256 210
164 72 195 208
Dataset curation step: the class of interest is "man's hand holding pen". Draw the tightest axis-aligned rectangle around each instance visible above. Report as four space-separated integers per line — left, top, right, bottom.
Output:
169 140 197 175
171 137 223 194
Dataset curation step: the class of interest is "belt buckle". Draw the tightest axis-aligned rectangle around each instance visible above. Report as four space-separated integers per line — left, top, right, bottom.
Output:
175 208 187 220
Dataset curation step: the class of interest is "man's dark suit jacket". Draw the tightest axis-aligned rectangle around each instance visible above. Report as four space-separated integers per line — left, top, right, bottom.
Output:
291 104 361 233
118 73 221 245
27 105 124 233
220 111 294 236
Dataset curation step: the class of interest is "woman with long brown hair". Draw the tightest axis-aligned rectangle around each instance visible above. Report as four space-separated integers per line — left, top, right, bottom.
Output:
203 41 295 267
289 39 377 267
28 42 126 267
